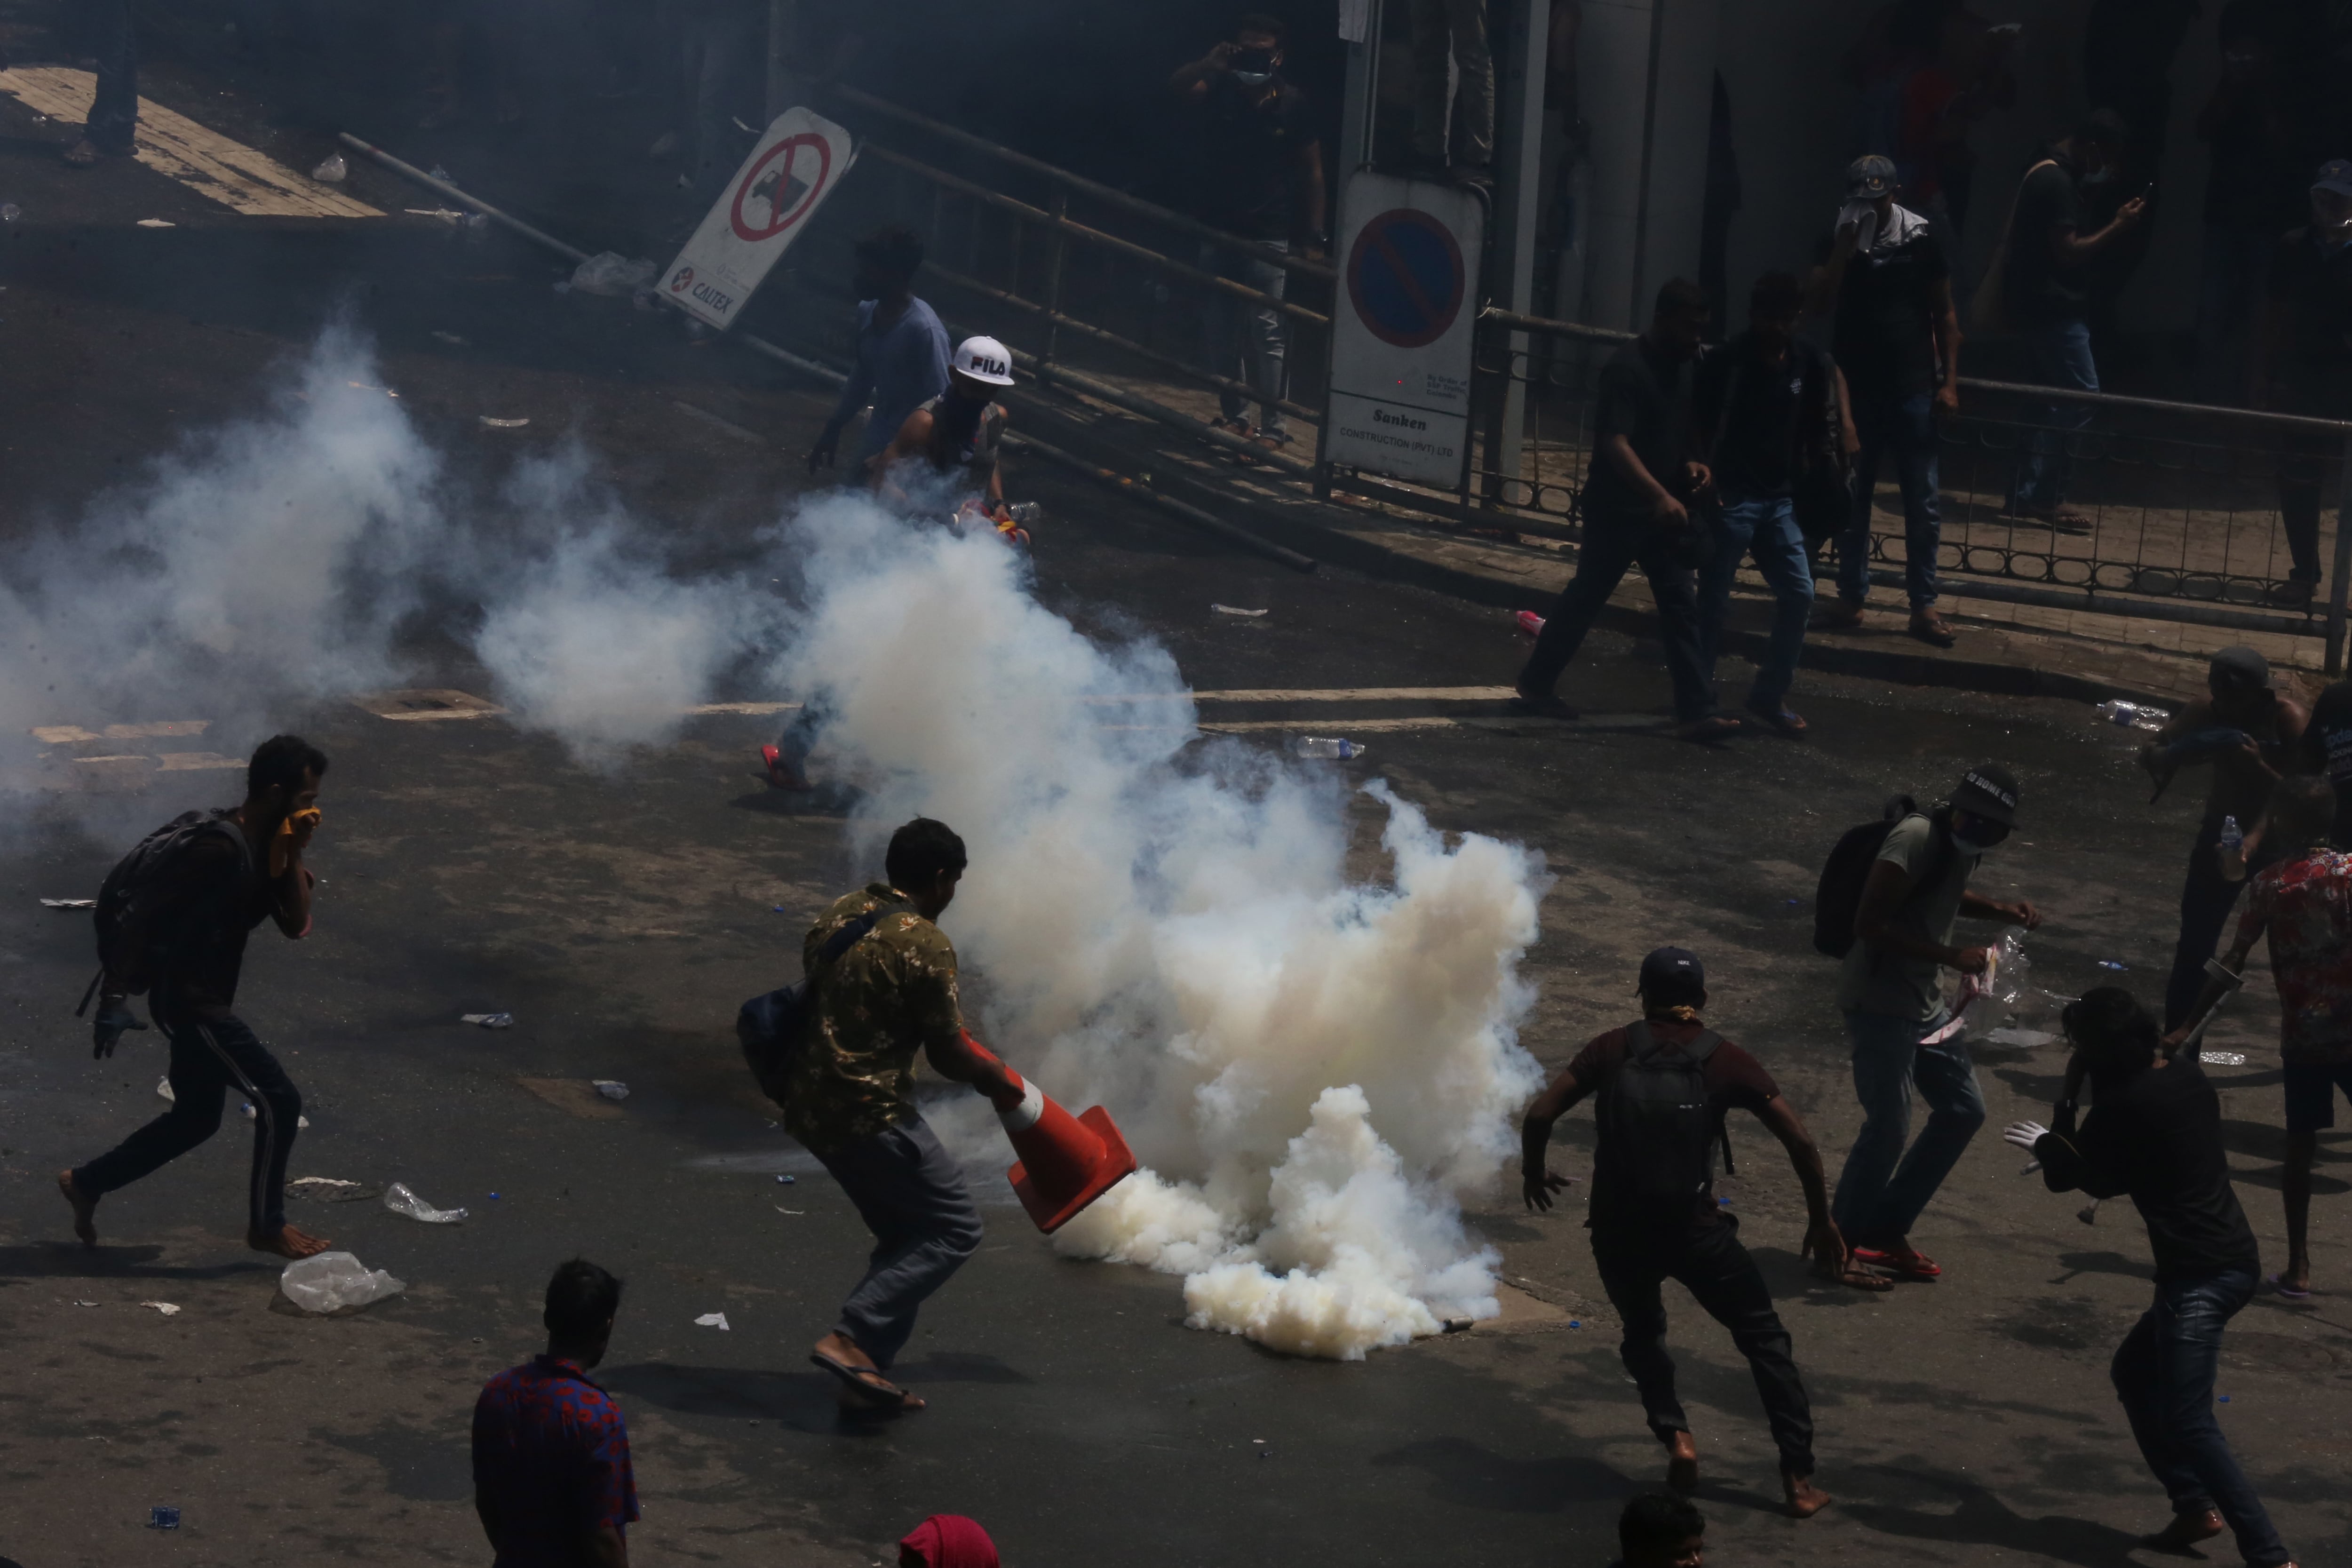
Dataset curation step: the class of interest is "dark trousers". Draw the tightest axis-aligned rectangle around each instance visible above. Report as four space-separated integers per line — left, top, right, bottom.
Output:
1590 1218 1816 1476
2112 1270 2289 1565
73 1010 302 1237
1837 390 1944 610
814 1115 984 1369
2275 388 2349 586
1519 509 1713 721
2164 816 2271 1031
88 0 139 154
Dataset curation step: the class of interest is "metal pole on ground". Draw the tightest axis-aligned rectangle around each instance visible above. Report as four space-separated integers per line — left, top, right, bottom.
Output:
1628 0 1667 328
764 0 797 124
1483 0 1549 504
1321 0 1383 501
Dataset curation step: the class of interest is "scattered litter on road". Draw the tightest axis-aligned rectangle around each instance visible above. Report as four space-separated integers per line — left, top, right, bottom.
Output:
287 1176 379 1202
1984 1027 2056 1048
1440 1318 1473 1333
1210 604 1267 617
478 416 529 429
2095 699 2170 732
136 218 175 228
2097 960 2128 971
570 251 659 296
2199 1051 2248 1067
40 898 95 909
72 1299 96 1307
158 1078 173 1101
2218 1394 2231 1403
1568 1320 1581 1329
1513 610 1544 637
280 1251 405 1314
2078 1200 2102 1226
405 206 466 223
2019 1159 2043 1175
148 1506 180 1530
462 1012 514 1028
592 1080 629 1101
775 1174 796 1185
1292 736 1366 760
384 1181 468 1224
775 1206 804 1215
432 330 468 346
310 152 346 183
694 1312 731 1330
140 1301 180 1316
428 164 453 182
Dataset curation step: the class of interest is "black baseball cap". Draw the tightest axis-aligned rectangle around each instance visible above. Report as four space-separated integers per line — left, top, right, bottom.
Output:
2209 645 2274 694
1638 946 1704 996
1953 763 2021 827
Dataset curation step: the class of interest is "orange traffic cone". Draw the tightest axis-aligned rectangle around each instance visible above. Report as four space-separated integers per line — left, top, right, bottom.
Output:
961 1031 1137 1233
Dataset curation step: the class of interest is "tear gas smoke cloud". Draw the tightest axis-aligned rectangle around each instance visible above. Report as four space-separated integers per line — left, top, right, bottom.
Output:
3 330 1550 1360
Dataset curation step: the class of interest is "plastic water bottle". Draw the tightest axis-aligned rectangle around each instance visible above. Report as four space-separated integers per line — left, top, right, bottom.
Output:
1292 737 1366 760
2218 814 2247 883
2095 699 2170 732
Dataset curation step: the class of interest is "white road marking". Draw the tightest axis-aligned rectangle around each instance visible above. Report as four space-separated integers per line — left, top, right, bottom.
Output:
0 68 381 219
31 720 208 743
1086 687 1518 705
349 689 507 721
156 752 242 771
687 700 798 716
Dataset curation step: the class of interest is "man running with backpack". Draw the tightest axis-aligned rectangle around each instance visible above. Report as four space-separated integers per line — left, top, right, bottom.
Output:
1521 947 1853 1518
57 735 332 1260
1820 764 2041 1283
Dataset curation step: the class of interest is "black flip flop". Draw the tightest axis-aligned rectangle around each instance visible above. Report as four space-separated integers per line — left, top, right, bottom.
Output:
809 1350 922 1410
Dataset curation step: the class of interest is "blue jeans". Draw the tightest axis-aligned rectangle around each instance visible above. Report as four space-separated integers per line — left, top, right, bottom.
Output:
1838 390 1942 609
1198 240 1291 438
1830 1009 1986 1244
87 0 139 153
1697 494 1812 708
814 1115 985 1369
2007 315 2098 514
2112 1270 2289 1565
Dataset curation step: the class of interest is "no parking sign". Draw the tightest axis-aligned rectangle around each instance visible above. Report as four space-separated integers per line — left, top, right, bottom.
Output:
663 107 856 331
1323 172 1484 487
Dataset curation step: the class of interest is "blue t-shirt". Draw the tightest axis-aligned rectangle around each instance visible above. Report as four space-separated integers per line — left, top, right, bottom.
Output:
472 1356 639 1566
834 296 951 466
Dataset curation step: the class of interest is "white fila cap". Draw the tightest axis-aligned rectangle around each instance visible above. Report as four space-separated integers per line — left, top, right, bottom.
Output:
953 335 1016 387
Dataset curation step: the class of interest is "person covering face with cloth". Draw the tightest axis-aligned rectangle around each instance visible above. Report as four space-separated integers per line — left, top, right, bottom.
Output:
58 734 332 1261
2005 990 2298 1568
1828 763 2041 1282
1522 947 1854 1519
1807 153 1963 649
872 335 1028 544
788 818 1036 1414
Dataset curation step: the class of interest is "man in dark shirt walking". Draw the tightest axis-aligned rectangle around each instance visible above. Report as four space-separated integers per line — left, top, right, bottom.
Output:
474 1258 639 1568
1513 279 1737 740
807 227 952 485
2251 161 2352 605
1996 113 2148 526
58 734 332 1260
1809 154 1963 648
1172 13 1327 450
2008 989 2296 1568
1690 271 1845 736
1521 947 1855 1518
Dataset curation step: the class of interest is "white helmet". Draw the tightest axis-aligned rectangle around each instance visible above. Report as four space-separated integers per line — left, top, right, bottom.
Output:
952 335 1016 387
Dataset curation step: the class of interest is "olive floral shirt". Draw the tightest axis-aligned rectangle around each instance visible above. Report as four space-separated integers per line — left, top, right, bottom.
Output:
783 883 963 1153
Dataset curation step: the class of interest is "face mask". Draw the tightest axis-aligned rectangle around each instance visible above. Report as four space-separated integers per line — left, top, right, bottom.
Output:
2080 165 2115 187
1230 47 1276 84
1951 825 2004 854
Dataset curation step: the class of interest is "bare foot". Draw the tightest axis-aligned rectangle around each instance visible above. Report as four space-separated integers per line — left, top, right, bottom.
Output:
1663 1430 1699 1492
1785 1473 1831 1518
2138 1508 2224 1552
249 1223 332 1259
57 1170 97 1247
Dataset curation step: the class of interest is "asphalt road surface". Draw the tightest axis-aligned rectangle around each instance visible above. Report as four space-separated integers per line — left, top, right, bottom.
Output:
3 92 2351 1568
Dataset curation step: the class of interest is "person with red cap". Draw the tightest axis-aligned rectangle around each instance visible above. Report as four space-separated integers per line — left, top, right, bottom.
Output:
899 1514 1000 1568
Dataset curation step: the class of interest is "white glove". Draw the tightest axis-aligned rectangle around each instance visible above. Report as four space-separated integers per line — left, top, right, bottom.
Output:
2001 1119 2049 1152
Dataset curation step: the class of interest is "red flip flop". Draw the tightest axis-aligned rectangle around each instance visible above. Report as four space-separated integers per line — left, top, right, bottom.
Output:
1851 1245 1942 1280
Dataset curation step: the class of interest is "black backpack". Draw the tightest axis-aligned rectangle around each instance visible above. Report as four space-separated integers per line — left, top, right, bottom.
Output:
74 811 249 1017
1600 1021 1733 1199
737 907 891 1110
1812 795 1957 959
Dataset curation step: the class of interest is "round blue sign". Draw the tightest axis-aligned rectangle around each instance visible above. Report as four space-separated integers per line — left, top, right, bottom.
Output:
1345 208 1466 350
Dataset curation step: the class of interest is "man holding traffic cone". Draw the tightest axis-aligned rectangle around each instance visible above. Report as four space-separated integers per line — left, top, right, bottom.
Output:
787 818 1033 1414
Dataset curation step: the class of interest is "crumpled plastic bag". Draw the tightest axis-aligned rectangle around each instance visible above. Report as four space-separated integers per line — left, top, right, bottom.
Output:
569 252 659 296
280 1251 405 1314
1986 930 2033 1015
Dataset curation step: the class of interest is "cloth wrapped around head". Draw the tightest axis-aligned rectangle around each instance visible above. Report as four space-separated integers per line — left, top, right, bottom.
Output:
899 1515 1000 1568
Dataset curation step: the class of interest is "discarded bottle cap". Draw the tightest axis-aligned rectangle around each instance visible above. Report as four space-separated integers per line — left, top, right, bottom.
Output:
775 1174 796 1185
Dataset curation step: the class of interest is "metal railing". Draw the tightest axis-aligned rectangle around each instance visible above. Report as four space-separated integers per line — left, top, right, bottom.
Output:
1468 308 2352 672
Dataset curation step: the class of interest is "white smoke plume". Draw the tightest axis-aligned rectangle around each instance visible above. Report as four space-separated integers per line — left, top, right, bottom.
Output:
4 330 1551 1360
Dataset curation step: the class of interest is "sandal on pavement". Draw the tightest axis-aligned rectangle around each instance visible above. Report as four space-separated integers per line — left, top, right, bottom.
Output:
1851 1244 1941 1280
1672 715 1743 743
1510 689 1579 720
1907 611 1956 648
810 1350 924 1411
1810 601 1865 631
1743 699 1808 738
1816 1259 1895 1292
2266 1272 2313 1302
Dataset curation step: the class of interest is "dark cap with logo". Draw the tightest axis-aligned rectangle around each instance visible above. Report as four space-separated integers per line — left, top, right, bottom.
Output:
1846 154 1897 199
1953 763 2021 827
2208 645 2274 694
1638 946 1705 997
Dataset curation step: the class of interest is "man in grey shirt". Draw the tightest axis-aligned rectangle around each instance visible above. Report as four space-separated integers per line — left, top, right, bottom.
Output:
807 226 952 481
1830 764 2042 1281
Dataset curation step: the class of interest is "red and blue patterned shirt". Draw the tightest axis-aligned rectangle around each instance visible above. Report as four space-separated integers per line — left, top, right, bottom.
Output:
472 1355 638 1566
2236 847 2352 1065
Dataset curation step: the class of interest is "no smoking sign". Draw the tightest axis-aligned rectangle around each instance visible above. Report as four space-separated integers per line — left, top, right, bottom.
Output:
664 107 856 332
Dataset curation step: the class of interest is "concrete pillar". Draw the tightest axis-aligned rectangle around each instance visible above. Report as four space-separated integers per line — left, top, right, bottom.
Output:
1575 0 1718 329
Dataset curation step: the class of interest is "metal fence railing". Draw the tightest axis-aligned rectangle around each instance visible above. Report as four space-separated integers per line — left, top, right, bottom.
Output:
778 94 2352 673
1469 309 2352 673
